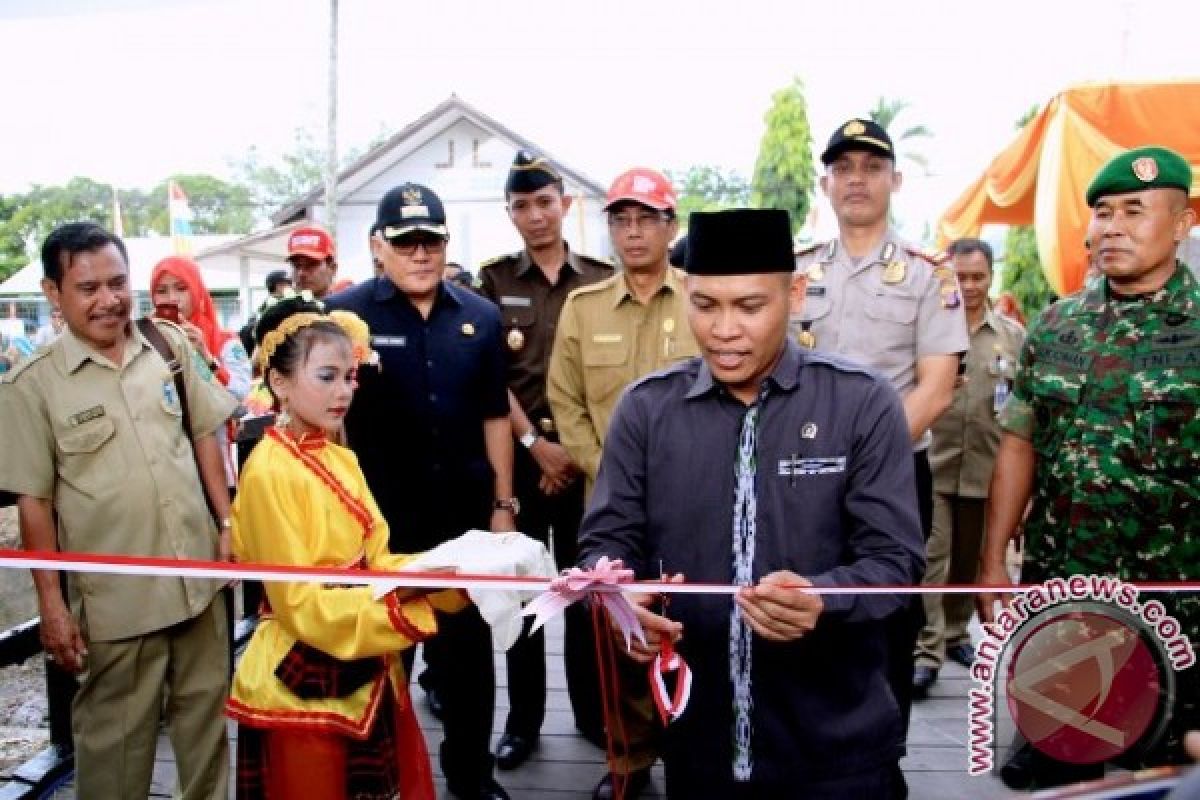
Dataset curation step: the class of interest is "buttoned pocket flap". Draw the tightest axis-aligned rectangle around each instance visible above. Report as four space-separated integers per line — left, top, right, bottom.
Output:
582 340 628 367
503 306 537 328
866 292 919 325
57 417 116 454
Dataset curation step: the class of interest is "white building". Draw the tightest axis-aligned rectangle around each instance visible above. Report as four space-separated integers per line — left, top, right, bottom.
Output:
237 94 612 289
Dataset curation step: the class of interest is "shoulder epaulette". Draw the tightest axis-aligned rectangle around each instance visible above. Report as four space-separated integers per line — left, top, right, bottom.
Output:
478 252 520 271
794 242 822 257
577 253 616 270
904 246 949 266
568 274 620 300
1 348 52 383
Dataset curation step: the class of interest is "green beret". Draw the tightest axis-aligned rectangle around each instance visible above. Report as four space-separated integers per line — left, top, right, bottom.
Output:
1086 146 1193 207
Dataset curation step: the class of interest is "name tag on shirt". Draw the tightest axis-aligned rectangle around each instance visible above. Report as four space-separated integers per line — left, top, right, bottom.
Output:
68 405 106 426
373 335 407 347
592 333 623 343
500 295 532 307
778 456 847 477
806 286 827 297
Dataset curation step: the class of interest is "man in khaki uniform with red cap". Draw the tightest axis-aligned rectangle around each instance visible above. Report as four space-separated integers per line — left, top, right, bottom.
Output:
286 224 339 299
548 167 699 799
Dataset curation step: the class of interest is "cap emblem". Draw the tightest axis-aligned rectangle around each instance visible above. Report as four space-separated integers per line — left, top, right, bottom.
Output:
1131 156 1159 182
843 120 866 137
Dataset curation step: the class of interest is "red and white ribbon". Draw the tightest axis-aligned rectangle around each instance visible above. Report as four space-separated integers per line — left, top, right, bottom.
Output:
650 639 693 725
3 550 1200 595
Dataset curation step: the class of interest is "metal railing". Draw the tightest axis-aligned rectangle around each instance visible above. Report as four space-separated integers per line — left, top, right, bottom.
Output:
0 491 257 800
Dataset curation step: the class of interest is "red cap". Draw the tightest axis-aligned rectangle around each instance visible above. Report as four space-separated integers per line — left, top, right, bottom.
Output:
287 225 336 260
604 168 678 212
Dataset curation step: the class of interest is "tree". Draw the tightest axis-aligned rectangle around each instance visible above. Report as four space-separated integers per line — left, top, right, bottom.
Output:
751 77 815 234
998 106 1055 320
867 97 933 174
230 126 392 221
0 173 255 282
1000 225 1056 319
0 178 114 280
665 165 750 224
146 174 255 235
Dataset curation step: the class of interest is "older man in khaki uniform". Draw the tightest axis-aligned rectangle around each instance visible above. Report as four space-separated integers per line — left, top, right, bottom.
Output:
913 238 1024 696
794 118 968 797
548 167 699 800
0 222 236 800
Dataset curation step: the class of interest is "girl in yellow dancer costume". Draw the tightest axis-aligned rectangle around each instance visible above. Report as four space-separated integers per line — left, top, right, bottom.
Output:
227 292 465 799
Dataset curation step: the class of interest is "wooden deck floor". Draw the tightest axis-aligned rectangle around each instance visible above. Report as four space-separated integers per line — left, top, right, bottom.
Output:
47 617 1018 799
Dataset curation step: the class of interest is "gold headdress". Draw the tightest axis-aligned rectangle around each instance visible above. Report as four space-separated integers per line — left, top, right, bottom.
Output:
255 289 377 370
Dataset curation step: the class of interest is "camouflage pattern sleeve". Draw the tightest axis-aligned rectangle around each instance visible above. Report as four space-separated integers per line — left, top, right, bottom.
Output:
998 318 1040 440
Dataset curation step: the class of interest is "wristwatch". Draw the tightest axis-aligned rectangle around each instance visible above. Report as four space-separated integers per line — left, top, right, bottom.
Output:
493 497 521 515
519 430 539 449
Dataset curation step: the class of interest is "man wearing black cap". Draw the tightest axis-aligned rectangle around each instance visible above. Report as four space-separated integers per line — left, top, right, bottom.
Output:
578 208 924 798
326 183 514 800
794 118 968 791
476 151 613 770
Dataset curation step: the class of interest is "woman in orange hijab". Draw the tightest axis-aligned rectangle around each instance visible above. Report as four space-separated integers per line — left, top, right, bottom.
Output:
152 256 252 487
151 255 252 398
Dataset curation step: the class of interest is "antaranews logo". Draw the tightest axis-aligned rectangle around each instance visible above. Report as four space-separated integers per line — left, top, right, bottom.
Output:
967 575 1195 776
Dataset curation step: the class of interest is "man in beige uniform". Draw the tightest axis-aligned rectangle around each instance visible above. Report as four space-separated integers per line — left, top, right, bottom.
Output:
0 222 236 800
913 238 1024 696
548 167 699 800
794 118 967 797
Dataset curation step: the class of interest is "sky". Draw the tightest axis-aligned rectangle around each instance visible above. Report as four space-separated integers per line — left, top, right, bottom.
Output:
1 0 1198 241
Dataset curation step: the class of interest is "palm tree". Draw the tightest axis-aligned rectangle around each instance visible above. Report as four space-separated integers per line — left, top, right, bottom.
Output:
867 97 932 174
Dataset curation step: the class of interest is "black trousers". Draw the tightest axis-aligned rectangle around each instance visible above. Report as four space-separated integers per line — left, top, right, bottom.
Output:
404 605 496 791
402 497 497 793
504 445 604 740
883 449 933 797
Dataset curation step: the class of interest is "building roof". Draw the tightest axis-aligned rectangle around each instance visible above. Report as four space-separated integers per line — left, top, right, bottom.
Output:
271 94 608 225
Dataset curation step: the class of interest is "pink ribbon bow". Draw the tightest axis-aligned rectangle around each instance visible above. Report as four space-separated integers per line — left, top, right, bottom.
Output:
522 556 647 652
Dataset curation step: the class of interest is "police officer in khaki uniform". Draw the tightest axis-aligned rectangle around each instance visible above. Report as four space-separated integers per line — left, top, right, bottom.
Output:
548 168 700 800
913 238 1024 696
0 222 237 800
477 151 613 770
794 118 968 796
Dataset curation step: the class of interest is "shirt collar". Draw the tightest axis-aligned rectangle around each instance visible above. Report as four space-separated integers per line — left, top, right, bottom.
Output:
834 228 900 266
1080 261 1198 316
59 321 145 374
685 339 802 401
612 266 685 310
515 243 582 279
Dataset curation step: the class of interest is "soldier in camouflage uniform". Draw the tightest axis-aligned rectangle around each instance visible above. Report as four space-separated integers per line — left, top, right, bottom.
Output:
979 146 1198 787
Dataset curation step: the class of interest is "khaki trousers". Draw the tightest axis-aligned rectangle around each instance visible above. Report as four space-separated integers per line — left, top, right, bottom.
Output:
72 593 229 800
916 494 985 669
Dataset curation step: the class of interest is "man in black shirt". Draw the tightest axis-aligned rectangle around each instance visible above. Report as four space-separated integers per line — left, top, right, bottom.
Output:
326 183 514 800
